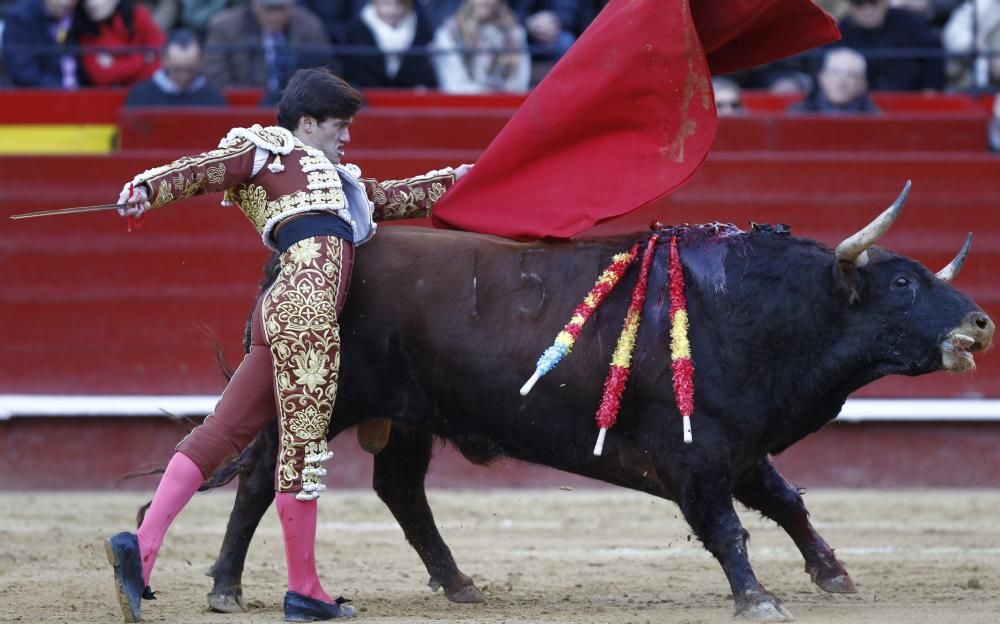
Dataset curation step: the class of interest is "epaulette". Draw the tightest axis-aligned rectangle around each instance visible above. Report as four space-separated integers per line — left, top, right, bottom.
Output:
219 124 296 156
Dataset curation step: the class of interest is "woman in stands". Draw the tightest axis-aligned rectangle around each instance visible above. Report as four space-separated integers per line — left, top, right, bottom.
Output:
431 0 531 93
70 0 165 87
103 67 471 623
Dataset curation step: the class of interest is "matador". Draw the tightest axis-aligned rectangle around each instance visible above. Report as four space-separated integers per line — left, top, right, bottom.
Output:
104 67 471 623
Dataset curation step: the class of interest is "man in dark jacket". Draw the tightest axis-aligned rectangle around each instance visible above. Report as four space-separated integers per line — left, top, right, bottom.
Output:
203 0 334 93
838 0 945 91
789 47 881 114
124 29 226 107
513 0 589 60
343 0 437 88
2 0 78 87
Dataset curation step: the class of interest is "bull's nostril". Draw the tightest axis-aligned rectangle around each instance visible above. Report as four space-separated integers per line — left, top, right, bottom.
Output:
975 314 992 330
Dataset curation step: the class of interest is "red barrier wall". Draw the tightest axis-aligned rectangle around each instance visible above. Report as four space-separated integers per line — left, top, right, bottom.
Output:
3 150 999 397
1 417 998 490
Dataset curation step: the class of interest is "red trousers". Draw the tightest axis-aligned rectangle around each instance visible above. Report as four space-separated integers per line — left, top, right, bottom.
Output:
177 236 353 498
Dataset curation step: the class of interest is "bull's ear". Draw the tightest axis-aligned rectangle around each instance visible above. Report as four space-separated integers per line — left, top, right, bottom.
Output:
833 261 863 304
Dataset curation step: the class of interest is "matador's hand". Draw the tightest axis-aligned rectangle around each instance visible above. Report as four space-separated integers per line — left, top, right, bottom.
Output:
454 163 474 180
117 183 150 217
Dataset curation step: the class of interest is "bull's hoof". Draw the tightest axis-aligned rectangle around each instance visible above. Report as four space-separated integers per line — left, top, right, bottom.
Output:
807 561 857 594
427 575 487 604
207 590 247 613
735 590 793 622
445 585 487 604
812 571 857 594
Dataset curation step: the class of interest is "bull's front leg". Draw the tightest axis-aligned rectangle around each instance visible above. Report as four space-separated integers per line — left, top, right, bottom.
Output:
206 427 278 613
372 425 485 603
673 458 792 622
733 458 856 594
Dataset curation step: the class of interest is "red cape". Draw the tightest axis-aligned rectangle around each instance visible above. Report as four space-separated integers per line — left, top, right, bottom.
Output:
430 0 838 240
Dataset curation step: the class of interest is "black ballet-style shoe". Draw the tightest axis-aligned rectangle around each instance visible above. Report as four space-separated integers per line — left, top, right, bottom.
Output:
283 591 357 621
104 532 145 623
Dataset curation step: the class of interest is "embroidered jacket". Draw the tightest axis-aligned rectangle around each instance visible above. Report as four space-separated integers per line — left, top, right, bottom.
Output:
125 124 456 249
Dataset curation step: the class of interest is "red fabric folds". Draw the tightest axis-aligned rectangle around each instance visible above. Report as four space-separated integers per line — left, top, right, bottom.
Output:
430 0 838 240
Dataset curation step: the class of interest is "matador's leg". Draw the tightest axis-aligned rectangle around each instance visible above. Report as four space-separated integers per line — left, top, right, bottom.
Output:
263 235 355 613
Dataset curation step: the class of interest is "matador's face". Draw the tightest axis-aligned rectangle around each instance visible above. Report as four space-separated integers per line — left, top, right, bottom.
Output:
298 116 352 165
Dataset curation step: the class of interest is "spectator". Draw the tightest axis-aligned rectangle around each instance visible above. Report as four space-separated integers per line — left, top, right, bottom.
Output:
893 0 965 28
432 0 530 93
175 0 235 36
137 0 179 32
123 28 226 106
2 0 78 87
413 0 460 30
838 0 945 90
70 0 166 87
942 0 1000 88
203 0 331 94
297 0 363 43
989 93 1000 151
769 71 814 95
789 47 881 113
712 77 744 115
513 0 583 61
343 0 437 88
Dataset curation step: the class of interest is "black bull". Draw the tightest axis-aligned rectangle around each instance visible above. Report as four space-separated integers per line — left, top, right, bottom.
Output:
195 195 993 621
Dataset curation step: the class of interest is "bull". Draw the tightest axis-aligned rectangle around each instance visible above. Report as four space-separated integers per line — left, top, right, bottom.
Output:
193 184 993 621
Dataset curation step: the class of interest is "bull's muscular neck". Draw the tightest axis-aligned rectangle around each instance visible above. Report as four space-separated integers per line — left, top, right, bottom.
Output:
708 233 880 451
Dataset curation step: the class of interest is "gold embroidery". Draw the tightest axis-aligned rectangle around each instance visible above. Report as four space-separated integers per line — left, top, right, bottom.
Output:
180 173 206 198
369 184 387 205
428 182 446 203
264 237 345 497
206 163 226 184
237 184 268 225
382 188 421 219
152 180 174 210
132 139 254 211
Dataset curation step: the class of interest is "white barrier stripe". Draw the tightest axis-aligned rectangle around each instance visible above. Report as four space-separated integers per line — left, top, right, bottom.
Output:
0 394 218 420
1 395 1000 422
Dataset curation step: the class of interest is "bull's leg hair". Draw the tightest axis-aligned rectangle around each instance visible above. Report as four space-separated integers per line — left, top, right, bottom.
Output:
675 461 792 622
733 459 856 594
372 425 486 604
206 425 278 613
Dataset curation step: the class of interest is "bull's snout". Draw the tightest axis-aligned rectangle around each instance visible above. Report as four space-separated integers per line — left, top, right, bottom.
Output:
941 310 994 372
966 311 995 352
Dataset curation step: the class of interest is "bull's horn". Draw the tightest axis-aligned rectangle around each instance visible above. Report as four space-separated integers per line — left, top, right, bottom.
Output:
936 232 973 283
835 180 911 267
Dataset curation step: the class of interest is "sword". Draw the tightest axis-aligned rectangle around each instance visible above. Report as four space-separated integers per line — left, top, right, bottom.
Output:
9 203 126 220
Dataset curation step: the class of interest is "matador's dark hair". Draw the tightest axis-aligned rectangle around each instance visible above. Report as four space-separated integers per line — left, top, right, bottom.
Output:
276 68 363 131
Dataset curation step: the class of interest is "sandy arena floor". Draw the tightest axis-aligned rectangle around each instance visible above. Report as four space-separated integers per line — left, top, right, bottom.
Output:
1 489 999 623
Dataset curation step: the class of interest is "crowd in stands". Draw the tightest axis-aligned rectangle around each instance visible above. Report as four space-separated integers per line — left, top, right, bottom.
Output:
0 0 601 96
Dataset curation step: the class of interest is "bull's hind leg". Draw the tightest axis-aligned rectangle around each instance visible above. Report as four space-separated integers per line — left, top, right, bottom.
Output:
373 425 486 603
672 457 792 622
206 429 278 613
734 458 856 594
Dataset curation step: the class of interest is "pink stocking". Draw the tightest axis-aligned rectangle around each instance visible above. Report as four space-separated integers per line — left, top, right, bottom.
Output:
276 492 334 603
135 452 205 585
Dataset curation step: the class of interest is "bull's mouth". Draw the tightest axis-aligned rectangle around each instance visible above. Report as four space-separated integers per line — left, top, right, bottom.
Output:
940 331 978 372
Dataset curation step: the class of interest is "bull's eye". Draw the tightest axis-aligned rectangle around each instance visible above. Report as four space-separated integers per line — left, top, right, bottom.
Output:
891 276 911 289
